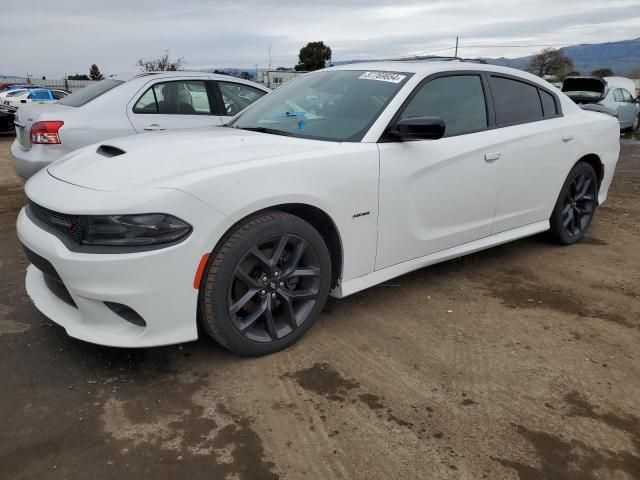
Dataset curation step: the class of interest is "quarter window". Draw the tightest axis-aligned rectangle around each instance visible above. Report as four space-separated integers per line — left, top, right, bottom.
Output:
399 75 487 137
133 80 212 115
621 89 633 102
539 89 557 117
218 82 266 116
489 76 543 125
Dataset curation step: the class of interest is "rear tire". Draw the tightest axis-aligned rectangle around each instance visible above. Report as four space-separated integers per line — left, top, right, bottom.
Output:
548 162 598 245
631 115 639 132
200 211 331 356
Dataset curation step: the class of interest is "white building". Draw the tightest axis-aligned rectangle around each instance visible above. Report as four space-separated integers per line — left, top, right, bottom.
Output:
256 69 307 89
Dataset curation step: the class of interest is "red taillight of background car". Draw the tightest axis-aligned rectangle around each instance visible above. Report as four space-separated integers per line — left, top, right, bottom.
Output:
30 121 64 144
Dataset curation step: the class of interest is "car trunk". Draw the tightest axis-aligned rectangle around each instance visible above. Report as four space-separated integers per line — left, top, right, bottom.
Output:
561 77 606 104
14 104 74 151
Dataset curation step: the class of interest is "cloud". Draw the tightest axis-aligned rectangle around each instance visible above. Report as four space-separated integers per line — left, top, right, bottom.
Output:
2 0 639 77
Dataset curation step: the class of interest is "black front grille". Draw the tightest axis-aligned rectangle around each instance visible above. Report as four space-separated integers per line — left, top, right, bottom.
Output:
27 201 84 244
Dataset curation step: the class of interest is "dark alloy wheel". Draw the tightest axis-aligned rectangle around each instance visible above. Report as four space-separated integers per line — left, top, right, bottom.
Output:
549 162 598 244
200 211 331 355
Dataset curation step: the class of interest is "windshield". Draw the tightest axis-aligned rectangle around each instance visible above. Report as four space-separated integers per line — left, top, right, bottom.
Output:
57 79 124 107
231 70 411 142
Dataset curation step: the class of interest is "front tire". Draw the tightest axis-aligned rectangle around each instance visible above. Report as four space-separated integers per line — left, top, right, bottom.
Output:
200 211 331 356
548 162 598 245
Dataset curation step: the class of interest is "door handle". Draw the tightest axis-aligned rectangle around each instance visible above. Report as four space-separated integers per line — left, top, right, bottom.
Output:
484 152 501 162
143 124 166 131
562 134 574 143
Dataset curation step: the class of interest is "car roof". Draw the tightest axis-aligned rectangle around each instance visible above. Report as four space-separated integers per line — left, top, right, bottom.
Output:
103 71 269 91
328 60 545 81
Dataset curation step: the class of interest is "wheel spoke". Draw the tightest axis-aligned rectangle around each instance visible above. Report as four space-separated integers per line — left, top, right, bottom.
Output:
278 292 298 329
563 209 574 227
285 287 319 301
235 267 258 288
250 246 272 270
291 266 321 277
575 177 591 200
283 239 307 276
229 288 258 315
264 298 278 340
238 297 268 331
271 234 289 267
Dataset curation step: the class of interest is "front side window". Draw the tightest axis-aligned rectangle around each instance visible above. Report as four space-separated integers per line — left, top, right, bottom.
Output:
232 70 411 142
30 90 50 100
133 80 211 115
399 75 487 137
218 82 267 116
490 76 543 126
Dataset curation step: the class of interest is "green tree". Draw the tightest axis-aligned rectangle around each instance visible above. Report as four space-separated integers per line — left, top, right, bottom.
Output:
295 41 332 71
591 68 614 78
89 64 104 81
525 48 574 80
136 50 185 72
67 73 90 80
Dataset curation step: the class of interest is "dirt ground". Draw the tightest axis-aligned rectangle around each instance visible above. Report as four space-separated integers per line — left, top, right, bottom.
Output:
0 132 639 480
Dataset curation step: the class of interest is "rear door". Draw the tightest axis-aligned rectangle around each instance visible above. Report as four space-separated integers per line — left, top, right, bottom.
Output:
127 79 223 133
487 74 578 233
214 81 268 123
616 89 637 127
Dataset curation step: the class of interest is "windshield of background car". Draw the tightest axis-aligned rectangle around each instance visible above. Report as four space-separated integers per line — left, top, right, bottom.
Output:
57 79 124 107
231 70 412 141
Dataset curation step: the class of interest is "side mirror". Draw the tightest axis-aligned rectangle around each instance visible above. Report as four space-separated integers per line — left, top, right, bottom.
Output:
390 116 445 141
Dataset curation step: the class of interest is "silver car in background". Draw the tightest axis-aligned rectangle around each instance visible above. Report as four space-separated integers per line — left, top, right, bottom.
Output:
10 72 269 180
562 76 640 131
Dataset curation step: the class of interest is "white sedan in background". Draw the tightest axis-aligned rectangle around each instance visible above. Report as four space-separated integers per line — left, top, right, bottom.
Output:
10 72 269 180
18 61 619 355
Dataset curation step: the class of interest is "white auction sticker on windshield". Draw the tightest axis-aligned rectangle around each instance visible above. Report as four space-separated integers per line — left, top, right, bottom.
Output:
359 71 406 83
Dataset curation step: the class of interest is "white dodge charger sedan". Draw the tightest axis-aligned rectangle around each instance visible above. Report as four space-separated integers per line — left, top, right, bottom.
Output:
10 71 269 180
17 61 620 355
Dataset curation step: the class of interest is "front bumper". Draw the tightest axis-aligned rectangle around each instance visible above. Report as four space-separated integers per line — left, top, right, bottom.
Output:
17 197 228 347
10 140 68 181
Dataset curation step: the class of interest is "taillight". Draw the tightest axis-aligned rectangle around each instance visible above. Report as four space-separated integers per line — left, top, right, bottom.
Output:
30 121 64 144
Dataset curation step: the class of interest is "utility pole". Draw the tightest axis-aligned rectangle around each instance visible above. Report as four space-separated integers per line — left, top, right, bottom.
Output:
268 45 272 69
454 37 459 58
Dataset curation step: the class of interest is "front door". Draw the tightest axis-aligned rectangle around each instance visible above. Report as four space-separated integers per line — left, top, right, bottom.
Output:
127 79 223 133
376 73 502 270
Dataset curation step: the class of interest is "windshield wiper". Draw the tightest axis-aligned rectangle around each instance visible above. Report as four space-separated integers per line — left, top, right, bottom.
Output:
239 127 295 137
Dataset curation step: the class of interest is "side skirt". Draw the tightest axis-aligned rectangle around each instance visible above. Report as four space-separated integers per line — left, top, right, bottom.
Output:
331 220 549 298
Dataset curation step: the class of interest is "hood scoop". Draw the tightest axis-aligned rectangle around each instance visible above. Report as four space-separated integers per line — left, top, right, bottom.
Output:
97 145 126 157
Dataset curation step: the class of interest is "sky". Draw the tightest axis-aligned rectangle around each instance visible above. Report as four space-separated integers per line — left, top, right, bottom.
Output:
2 0 640 78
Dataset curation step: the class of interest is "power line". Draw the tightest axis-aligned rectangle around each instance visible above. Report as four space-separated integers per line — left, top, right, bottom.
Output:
409 38 640 57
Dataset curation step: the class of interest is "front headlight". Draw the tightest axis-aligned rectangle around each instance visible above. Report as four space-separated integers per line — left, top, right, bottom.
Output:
82 214 192 246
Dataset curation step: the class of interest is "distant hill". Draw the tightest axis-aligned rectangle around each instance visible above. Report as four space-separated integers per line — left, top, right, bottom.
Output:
483 38 640 75
334 38 640 77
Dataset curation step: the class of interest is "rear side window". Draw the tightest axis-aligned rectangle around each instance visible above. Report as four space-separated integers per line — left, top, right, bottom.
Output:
490 76 543 126
399 75 487 137
218 82 267 116
133 80 212 115
539 89 558 117
613 89 624 102
57 79 124 107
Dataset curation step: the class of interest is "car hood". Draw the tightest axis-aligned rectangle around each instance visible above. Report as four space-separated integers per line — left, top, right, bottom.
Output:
47 127 337 192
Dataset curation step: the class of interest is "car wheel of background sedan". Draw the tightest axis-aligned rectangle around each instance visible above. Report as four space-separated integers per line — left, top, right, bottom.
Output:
548 162 598 245
632 115 640 132
200 211 331 355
